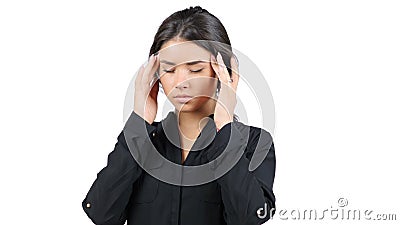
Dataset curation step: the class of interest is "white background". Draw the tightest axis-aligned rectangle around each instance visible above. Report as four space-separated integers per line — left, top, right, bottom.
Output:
0 1 399 225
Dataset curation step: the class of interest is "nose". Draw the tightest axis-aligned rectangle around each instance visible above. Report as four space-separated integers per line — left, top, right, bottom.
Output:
174 68 189 90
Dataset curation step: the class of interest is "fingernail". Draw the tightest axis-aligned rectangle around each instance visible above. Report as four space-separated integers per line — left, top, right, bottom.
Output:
218 53 223 62
217 52 223 68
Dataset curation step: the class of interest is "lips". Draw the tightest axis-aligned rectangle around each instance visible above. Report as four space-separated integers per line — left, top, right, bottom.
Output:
174 95 193 104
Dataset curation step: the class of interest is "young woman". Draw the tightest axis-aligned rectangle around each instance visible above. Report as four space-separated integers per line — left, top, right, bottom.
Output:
82 6 276 225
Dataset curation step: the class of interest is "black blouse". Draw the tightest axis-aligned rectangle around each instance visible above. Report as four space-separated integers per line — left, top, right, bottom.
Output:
82 110 276 225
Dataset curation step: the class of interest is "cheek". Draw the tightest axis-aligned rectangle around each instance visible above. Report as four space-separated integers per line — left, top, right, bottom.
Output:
159 79 174 96
195 76 217 94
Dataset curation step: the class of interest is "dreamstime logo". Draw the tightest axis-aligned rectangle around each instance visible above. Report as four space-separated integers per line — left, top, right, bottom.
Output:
122 40 275 186
267 197 397 221
337 197 348 207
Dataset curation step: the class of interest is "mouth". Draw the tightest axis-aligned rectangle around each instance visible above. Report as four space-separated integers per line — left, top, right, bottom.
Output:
173 95 193 104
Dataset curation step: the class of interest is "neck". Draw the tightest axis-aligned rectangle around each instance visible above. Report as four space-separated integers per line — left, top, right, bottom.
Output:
174 99 216 131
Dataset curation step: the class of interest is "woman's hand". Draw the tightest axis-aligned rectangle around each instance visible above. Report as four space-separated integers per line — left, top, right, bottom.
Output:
210 52 240 130
133 54 160 124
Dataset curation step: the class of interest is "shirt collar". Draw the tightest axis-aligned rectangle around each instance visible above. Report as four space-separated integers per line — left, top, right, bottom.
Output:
160 111 217 152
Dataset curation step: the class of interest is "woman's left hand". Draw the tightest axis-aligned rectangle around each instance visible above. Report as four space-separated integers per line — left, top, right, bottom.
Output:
211 52 240 130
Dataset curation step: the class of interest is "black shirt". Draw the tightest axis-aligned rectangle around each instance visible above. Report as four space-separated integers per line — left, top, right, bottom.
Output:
82 110 276 225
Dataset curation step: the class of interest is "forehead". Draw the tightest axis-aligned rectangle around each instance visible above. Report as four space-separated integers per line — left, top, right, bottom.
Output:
158 40 211 65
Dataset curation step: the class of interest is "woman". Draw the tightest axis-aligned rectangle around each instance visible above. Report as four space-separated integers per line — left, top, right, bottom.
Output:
82 6 276 225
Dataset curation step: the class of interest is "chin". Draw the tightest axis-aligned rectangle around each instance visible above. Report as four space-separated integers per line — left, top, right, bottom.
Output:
174 102 205 113
170 96 211 113
174 103 197 113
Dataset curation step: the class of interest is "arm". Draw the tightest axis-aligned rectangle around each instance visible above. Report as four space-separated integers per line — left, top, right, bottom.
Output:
82 111 157 225
209 122 276 225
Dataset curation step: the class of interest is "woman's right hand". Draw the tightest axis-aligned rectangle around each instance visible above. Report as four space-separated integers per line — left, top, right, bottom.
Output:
133 54 160 125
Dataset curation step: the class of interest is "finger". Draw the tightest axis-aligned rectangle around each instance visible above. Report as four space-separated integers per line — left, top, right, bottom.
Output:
210 53 220 81
136 62 146 85
230 55 239 90
149 54 160 82
150 54 160 85
141 54 154 84
143 54 159 84
216 52 231 84
149 78 159 99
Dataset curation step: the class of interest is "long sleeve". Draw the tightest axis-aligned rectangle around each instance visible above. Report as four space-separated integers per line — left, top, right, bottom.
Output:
82 110 157 225
208 122 276 225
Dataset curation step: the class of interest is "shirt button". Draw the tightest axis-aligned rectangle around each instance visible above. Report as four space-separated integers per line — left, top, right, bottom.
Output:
86 203 91 208
152 132 156 137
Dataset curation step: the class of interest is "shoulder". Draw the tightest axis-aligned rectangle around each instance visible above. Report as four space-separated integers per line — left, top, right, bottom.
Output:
233 122 275 172
231 121 275 165
233 121 273 147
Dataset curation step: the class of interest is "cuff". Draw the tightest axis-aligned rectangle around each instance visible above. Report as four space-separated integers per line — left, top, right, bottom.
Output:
123 110 157 139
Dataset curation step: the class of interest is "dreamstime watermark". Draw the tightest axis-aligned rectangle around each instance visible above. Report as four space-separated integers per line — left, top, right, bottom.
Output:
266 198 397 221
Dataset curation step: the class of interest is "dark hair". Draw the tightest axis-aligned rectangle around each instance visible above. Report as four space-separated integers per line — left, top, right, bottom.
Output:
149 6 238 121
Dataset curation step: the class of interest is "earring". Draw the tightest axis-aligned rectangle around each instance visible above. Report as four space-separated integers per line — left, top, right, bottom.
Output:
215 79 221 98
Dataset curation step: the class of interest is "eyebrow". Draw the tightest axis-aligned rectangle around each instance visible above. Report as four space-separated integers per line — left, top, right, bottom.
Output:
160 60 208 66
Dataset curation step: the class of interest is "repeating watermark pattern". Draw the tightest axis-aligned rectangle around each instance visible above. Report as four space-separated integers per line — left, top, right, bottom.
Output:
262 197 397 221
122 40 276 186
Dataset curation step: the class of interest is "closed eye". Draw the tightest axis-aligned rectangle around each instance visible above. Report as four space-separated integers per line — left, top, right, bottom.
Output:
191 68 203 73
162 68 204 73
